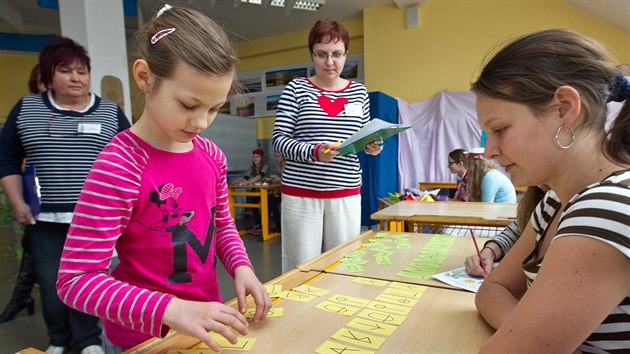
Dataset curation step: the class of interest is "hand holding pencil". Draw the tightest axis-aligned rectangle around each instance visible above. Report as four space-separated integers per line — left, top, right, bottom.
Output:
324 140 341 154
319 140 340 162
464 228 495 277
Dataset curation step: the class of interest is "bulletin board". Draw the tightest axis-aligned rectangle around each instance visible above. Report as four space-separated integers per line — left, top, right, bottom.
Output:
200 113 257 173
229 55 364 117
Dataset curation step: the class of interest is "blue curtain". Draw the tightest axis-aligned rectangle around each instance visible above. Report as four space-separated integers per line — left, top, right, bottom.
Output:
359 92 399 226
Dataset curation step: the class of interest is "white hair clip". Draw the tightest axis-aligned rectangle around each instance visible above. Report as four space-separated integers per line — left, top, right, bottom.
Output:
151 28 176 44
156 4 173 18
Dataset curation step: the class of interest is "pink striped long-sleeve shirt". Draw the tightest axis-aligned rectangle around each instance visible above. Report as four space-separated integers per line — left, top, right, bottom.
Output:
57 130 253 349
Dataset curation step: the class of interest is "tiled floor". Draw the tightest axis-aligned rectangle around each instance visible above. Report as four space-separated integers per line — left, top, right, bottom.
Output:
0 214 282 353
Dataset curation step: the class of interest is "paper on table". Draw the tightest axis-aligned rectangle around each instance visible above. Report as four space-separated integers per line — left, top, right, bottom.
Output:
337 118 411 156
423 188 440 196
431 266 485 293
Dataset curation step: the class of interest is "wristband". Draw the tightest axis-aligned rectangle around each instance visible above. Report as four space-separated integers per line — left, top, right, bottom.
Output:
482 246 497 261
314 143 323 161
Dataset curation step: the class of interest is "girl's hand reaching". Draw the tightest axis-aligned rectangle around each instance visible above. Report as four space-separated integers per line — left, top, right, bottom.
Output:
233 265 272 324
162 297 249 352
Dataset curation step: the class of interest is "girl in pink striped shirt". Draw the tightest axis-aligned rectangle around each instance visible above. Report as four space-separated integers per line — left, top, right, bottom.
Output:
56 6 271 353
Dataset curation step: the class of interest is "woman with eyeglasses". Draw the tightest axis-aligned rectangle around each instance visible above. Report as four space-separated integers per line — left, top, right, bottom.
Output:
447 148 468 201
0 36 129 354
272 19 383 272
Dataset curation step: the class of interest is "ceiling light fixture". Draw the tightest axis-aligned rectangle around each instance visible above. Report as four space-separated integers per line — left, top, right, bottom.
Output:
240 0 324 11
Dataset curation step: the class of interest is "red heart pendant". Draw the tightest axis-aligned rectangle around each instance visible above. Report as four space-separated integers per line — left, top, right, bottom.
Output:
317 96 348 117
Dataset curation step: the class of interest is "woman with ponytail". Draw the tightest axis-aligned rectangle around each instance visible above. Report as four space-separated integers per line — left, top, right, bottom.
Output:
471 29 630 353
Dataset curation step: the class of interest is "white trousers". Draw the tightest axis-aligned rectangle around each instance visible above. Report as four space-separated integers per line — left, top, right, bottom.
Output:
281 194 361 272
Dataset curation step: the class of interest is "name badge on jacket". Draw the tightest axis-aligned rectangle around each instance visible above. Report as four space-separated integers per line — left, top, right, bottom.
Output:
78 123 102 134
344 103 362 117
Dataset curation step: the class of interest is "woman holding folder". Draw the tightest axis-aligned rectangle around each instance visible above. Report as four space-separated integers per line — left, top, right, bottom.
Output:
472 29 630 352
272 19 382 272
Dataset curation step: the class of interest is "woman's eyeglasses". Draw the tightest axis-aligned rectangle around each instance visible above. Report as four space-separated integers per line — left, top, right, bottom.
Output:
312 50 346 61
47 114 85 137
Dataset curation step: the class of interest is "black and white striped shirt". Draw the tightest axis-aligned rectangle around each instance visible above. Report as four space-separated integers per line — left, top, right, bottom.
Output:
0 92 130 213
524 171 630 353
272 77 369 196
488 220 521 260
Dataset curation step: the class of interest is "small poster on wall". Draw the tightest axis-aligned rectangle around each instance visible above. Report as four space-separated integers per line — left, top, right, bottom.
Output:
266 67 308 88
235 95 256 117
341 59 360 79
266 94 281 111
240 76 263 93
229 55 363 116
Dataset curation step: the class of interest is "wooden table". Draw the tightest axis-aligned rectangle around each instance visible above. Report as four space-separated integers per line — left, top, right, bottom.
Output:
371 200 517 232
300 231 489 291
227 183 281 241
123 269 321 354
419 181 527 193
419 181 458 191
125 271 491 353
124 230 494 353
209 273 490 353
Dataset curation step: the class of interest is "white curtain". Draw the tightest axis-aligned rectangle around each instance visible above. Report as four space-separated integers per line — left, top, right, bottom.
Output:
396 91 624 193
397 91 480 191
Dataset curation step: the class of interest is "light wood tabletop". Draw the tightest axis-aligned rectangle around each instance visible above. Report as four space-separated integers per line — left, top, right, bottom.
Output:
299 231 489 290
371 200 517 231
126 272 492 353
419 181 458 190
122 230 495 353
419 181 526 192
123 269 323 354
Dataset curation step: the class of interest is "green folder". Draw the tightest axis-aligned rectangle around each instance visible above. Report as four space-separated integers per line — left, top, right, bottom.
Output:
337 118 412 156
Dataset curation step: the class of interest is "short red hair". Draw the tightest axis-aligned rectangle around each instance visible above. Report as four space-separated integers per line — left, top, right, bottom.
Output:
308 19 349 53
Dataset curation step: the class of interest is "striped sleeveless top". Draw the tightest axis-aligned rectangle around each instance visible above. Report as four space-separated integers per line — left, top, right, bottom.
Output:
523 170 630 353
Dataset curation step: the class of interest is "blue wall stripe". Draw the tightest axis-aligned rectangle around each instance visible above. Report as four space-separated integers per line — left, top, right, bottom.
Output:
123 0 138 17
0 33 55 53
36 0 58 10
1 0 138 52
36 0 137 16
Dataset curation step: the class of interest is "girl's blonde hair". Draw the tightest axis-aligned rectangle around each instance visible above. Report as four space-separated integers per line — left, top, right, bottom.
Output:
464 158 498 202
134 6 239 94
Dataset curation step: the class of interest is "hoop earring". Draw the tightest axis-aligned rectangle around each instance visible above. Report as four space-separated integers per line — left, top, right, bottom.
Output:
555 125 575 150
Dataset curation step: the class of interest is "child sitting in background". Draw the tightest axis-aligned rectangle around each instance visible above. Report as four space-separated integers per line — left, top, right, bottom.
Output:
464 149 516 203
448 148 468 201
235 149 268 234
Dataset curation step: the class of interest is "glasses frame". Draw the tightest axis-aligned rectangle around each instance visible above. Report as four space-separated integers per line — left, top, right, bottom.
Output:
448 160 460 168
47 114 85 138
312 50 347 61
